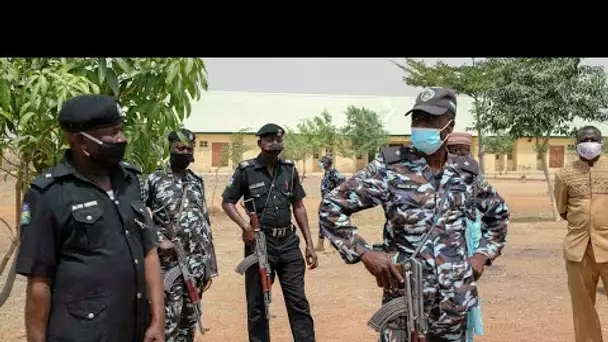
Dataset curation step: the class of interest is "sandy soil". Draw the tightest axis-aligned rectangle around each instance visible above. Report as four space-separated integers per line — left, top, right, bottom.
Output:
0 176 605 342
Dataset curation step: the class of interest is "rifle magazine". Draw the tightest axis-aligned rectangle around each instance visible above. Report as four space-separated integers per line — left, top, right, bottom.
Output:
367 297 407 332
235 254 259 275
163 266 182 293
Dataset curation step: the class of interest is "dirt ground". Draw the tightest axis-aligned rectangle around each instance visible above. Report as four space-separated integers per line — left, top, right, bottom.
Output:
0 175 606 342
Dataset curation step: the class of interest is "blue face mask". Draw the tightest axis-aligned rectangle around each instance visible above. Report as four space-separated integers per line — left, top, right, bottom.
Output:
319 162 325 169
410 121 452 155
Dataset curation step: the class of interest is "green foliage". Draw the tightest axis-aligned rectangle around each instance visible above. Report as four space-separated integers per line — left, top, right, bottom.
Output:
221 128 253 167
484 58 608 139
0 58 208 186
281 127 312 162
297 109 340 154
484 134 514 155
483 58 608 221
393 58 496 171
340 105 389 157
393 58 496 102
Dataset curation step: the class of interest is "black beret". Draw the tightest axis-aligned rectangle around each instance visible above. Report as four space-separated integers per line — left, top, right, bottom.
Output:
168 128 196 144
256 123 284 137
58 94 125 132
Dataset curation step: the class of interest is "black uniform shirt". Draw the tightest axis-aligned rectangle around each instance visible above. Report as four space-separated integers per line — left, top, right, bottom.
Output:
222 154 306 228
16 150 157 342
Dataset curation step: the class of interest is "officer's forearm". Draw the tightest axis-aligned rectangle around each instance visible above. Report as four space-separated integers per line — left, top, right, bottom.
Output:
25 276 51 342
221 202 248 230
293 200 314 246
144 249 165 325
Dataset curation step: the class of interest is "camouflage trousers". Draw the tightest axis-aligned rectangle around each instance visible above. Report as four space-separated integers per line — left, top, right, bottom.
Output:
378 283 468 342
164 273 204 342
161 254 206 342
379 316 466 342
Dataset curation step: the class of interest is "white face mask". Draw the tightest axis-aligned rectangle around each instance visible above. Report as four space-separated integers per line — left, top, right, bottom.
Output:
577 141 603 160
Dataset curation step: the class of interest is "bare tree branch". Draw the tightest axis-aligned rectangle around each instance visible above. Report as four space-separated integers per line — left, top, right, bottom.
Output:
0 217 14 240
1 155 19 169
0 168 17 179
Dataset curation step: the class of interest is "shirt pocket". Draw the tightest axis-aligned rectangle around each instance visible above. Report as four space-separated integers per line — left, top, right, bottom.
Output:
58 293 109 341
249 187 269 212
71 207 105 250
130 200 151 232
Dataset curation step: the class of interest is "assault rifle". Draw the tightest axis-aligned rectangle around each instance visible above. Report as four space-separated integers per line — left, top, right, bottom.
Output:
152 188 205 336
367 258 427 342
235 198 273 320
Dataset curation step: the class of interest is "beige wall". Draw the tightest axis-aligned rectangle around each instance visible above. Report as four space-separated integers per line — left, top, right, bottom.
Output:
191 133 581 174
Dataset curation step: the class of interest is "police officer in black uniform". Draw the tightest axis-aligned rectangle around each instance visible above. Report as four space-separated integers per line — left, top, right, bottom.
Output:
221 123 318 342
15 94 166 342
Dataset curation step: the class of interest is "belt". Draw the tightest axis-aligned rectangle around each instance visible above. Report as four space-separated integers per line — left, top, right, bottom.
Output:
260 224 295 239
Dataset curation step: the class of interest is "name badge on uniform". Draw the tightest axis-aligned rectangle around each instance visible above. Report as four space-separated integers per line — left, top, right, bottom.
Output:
71 200 98 211
397 184 418 190
249 182 265 190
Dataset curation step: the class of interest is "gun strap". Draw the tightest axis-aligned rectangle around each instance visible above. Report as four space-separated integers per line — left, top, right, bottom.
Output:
244 164 277 224
163 186 189 240
413 173 482 259
412 193 441 259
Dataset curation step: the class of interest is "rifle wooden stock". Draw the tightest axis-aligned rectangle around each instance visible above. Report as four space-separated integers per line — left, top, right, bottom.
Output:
236 198 273 320
152 208 205 335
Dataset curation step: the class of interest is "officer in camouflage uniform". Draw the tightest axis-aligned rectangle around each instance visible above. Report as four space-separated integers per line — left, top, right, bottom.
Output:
142 128 218 342
315 153 346 251
319 88 509 342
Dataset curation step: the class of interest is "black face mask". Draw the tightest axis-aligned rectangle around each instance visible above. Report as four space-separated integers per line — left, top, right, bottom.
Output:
81 133 127 168
261 141 283 152
170 152 194 170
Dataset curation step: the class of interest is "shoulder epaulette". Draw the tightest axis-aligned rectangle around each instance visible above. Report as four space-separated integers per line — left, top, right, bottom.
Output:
238 159 255 170
31 168 57 190
381 146 408 164
280 159 295 165
120 161 142 174
187 169 203 182
454 155 479 175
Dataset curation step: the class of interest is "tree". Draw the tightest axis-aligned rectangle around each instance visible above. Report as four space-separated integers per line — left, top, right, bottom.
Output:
283 109 343 177
0 57 208 306
208 129 254 210
483 58 608 221
281 128 313 179
393 58 496 172
340 105 389 172
297 109 341 155
484 134 515 173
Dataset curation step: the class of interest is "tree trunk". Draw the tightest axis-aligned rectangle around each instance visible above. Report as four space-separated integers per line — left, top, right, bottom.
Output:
474 97 485 173
211 168 220 210
352 155 357 175
300 156 307 181
538 138 560 221
0 160 26 307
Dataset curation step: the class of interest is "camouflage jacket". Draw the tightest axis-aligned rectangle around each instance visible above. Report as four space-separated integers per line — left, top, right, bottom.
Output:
321 167 346 197
142 166 218 281
319 146 509 334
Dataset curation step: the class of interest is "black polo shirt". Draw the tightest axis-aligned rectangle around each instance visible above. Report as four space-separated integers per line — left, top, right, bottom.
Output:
16 150 157 342
222 154 306 228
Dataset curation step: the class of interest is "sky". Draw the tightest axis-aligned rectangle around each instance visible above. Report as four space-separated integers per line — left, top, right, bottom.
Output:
203 58 608 97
